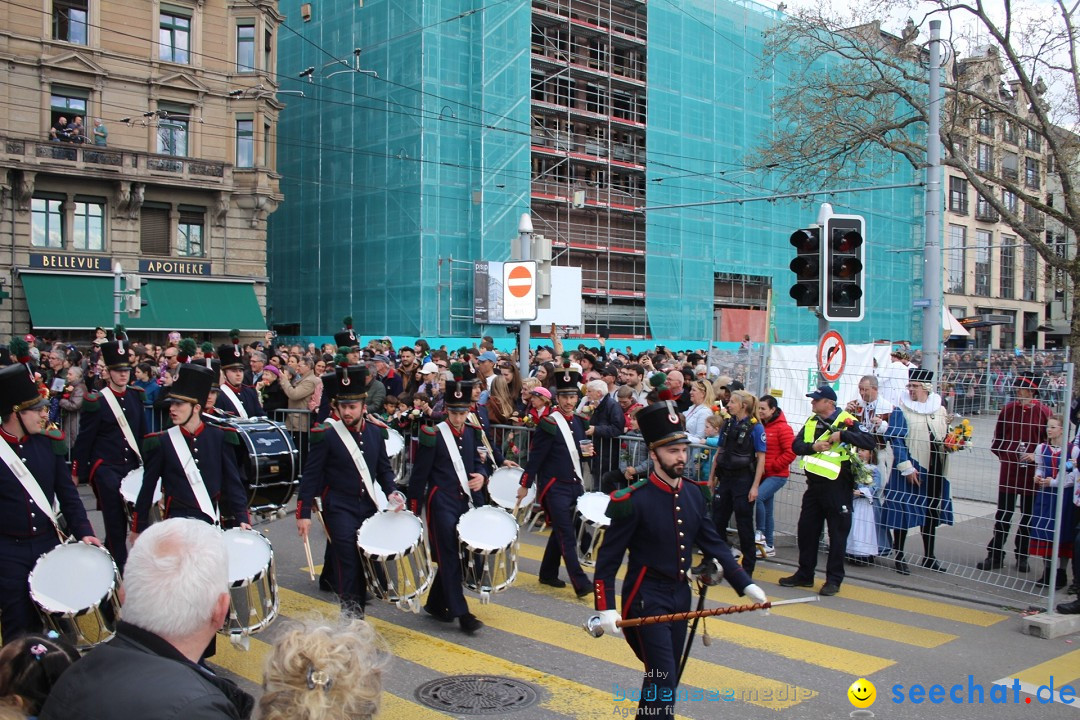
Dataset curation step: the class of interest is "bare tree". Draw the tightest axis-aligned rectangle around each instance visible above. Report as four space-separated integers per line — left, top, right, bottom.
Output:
751 1 1080 359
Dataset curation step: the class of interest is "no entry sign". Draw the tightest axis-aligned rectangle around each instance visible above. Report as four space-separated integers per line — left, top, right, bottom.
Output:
502 261 537 320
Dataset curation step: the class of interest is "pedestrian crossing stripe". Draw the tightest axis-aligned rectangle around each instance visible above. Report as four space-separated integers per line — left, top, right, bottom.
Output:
276 587 688 717
1000 647 1080 687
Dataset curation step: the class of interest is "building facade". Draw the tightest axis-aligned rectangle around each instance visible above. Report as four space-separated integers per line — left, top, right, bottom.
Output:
0 0 285 340
269 0 922 344
943 47 1054 350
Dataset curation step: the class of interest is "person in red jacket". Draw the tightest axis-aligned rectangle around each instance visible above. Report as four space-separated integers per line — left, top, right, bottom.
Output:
755 395 796 555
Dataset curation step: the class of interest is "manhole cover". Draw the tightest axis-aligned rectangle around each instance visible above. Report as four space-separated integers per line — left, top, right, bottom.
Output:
415 675 540 715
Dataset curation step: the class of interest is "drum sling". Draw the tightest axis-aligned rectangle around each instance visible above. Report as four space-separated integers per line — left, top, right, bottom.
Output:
329 419 388 510
167 426 219 524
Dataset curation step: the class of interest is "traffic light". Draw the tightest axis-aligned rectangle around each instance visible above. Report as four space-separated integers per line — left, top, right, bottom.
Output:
533 233 552 308
124 273 148 319
788 228 821 307
823 215 865 322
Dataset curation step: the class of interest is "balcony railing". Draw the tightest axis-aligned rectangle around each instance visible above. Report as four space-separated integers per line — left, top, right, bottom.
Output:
2 135 229 184
975 206 1000 223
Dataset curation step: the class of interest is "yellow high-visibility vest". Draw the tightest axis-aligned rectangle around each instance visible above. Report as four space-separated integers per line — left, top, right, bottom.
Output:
799 411 858 480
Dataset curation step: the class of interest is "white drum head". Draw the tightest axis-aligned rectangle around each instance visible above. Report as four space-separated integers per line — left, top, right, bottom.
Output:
385 429 405 457
223 529 273 583
120 468 162 505
576 492 611 527
488 467 528 510
30 544 116 613
357 511 423 557
458 506 518 551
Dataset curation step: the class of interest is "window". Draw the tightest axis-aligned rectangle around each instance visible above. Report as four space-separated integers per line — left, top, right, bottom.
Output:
177 206 204 257
1001 152 1018 180
1025 157 1040 189
1023 244 1037 300
974 229 991 296
156 103 189 156
999 310 1017 351
976 193 998 222
977 108 994 137
947 224 967 294
263 119 272 168
1002 190 1018 214
49 86 88 138
236 22 255 72
72 198 105 251
1025 128 1041 152
1003 120 1018 144
949 176 968 214
948 136 968 160
140 204 170 255
1000 238 1015 299
236 117 254 167
976 143 993 172
53 0 88 44
264 28 273 71
159 9 191 64
31 198 64 248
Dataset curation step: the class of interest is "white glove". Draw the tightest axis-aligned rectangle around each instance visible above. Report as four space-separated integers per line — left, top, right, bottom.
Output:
597 609 623 638
388 491 406 511
744 584 768 605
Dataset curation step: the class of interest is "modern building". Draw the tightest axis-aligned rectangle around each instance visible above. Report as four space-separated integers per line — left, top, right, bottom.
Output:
942 46 1054 350
269 0 922 345
0 0 285 340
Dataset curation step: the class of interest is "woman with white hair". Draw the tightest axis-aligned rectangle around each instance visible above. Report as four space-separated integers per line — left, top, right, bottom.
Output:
881 368 954 575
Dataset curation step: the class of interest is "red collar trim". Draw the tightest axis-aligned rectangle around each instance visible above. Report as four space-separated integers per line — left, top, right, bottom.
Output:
560 411 574 420
180 422 205 438
0 427 27 444
448 423 465 438
108 386 126 398
649 473 681 493
226 382 242 392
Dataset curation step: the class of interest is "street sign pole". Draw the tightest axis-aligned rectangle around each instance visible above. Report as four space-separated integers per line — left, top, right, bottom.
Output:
517 214 533 377
113 262 123 328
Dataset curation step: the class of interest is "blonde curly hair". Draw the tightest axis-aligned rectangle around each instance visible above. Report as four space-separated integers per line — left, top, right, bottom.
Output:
256 617 390 720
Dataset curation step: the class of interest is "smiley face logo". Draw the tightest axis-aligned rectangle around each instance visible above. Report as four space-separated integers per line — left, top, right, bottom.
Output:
848 678 876 708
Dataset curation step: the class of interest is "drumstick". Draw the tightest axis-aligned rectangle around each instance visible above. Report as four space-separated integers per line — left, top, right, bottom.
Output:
302 533 316 581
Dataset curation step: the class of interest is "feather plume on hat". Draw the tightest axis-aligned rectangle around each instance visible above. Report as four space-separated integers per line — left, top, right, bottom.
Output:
178 338 198 363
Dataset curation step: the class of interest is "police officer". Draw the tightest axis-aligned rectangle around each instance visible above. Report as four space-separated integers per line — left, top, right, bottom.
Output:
297 365 405 616
781 385 876 596
589 401 766 717
131 364 251 538
0 362 100 642
517 362 592 597
408 379 489 634
71 339 145 571
215 342 262 419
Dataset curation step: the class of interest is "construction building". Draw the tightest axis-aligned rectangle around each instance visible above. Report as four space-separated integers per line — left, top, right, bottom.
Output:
0 0 282 339
269 0 922 344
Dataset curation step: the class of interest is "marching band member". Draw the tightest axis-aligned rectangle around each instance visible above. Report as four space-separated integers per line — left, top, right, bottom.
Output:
0 361 99 642
130 364 251 539
297 365 405 617
408 379 489 634
71 339 145 571
216 342 262 419
590 401 766 717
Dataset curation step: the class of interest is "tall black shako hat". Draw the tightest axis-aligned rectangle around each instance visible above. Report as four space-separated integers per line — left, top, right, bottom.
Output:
334 316 358 351
554 352 581 395
333 365 369 404
206 359 221 390
450 360 478 386
100 341 130 370
1015 371 1041 396
217 343 244 370
0 363 48 416
444 380 471 410
165 364 214 407
636 400 690 450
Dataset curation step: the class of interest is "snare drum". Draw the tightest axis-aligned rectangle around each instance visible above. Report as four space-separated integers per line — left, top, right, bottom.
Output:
575 492 611 567
385 429 406 486
458 506 518 602
221 528 278 636
29 543 121 650
356 511 432 611
487 467 535 524
120 467 162 524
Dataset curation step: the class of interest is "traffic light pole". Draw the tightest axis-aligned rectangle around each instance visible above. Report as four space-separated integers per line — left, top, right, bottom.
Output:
816 204 832 386
113 262 123 328
517 213 533 378
921 20 944 381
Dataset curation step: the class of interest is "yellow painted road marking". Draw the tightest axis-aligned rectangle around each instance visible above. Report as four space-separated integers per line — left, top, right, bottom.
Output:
210 628 448 719
1008 648 1080 686
277 588 671 719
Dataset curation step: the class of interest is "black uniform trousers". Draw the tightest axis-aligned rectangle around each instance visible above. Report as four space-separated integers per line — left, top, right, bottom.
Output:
621 574 691 717
712 467 757 577
424 488 472 619
90 462 138 571
794 475 853 587
321 495 378 611
538 480 590 592
987 491 1036 561
0 533 60 642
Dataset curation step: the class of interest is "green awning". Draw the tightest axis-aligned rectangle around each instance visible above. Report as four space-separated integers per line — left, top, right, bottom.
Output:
21 272 265 332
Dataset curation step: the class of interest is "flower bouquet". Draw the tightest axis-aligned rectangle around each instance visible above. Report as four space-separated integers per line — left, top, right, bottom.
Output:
944 418 973 453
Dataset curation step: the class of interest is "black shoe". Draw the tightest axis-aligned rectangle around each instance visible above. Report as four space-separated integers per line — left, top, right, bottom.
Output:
1056 599 1080 615
423 604 454 623
538 576 567 589
976 555 1004 571
921 557 945 573
1017 557 1030 573
575 584 593 598
1057 569 1069 590
1067 581 1078 595
458 612 483 634
819 582 841 597
778 575 813 588
1036 569 1051 587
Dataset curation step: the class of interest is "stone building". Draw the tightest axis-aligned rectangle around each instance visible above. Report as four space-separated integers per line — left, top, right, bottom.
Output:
0 0 285 342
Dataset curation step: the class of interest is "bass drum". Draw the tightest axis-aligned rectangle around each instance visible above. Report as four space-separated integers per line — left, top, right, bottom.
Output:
207 416 299 512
